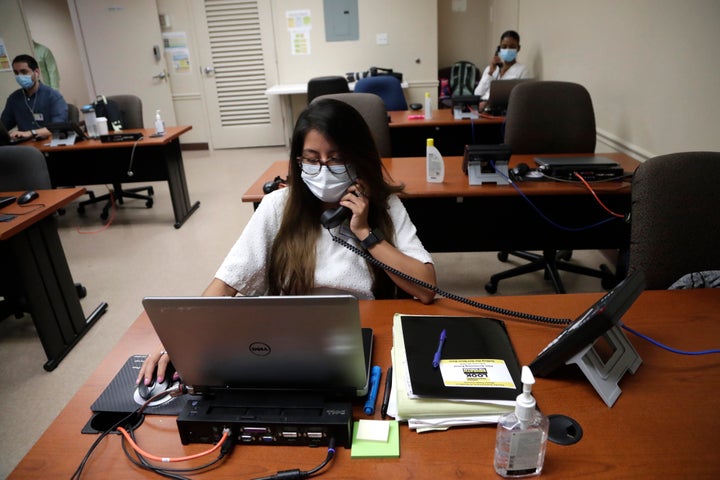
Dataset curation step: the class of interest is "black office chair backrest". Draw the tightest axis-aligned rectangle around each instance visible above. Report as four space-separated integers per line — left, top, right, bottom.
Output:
307 76 350 104
628 151 720 290
106 94 144 129
67 103 80 124
312 92 392 157
0 145 52 190
504 80 596 154
353 75 408 111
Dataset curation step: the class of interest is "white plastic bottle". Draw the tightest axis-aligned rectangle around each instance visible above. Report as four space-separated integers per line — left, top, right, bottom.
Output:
494 366 549 478
424 92 433 120
426 138 445 183
154 109 165 135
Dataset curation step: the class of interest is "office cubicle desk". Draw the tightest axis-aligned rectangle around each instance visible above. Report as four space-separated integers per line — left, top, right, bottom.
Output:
0 188 106 371
8 289 720 479
36 126 199 229
389 108 505 156
243 153 638 278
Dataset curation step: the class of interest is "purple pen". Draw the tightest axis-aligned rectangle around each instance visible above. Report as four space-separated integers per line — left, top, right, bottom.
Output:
432 329 447 368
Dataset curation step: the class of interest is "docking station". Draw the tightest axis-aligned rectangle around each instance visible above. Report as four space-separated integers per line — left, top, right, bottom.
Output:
176 391 354 448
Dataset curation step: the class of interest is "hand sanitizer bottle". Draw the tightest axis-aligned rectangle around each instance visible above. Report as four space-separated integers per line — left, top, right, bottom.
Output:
494 366 549 478
424 92 433 120
154 109 165 135
426 138 444 183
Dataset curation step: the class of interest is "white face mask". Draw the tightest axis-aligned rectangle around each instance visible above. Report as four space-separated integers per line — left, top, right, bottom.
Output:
301 166 355 203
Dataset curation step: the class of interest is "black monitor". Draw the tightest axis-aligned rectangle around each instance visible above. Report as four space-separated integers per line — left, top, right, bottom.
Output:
530 271 646 378
44 122 87 146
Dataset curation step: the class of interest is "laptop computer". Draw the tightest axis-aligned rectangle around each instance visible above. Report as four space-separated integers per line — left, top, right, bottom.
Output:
534 156 625 181
142 295 372 397
485 79 533 115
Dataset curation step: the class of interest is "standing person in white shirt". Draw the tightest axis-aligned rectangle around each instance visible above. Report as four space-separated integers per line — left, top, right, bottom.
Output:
475 30 533 108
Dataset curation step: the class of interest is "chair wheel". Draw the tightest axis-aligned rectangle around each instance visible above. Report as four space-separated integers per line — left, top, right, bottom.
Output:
145 198 154 208
148 187 155 195
58 208 66 216
558 250 573 260
101 209 109 220
485 282 498 294
75 283 87 299
77 205 85 214
497 251 509 262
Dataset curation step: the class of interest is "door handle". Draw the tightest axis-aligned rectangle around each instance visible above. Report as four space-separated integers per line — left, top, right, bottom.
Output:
203 66 215 75
153 70 168 80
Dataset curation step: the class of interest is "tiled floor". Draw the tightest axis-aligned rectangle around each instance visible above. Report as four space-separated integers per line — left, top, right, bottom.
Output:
0 146 613 477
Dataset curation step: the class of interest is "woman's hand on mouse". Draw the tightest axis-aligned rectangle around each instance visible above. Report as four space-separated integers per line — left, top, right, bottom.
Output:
136 345 176 386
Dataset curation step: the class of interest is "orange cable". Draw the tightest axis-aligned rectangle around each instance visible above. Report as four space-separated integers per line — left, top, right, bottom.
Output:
116 427 229 463
573 172 626 218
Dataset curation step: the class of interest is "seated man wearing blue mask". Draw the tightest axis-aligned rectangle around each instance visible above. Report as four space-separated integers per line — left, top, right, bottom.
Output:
1 54 68 141
474 30 533 103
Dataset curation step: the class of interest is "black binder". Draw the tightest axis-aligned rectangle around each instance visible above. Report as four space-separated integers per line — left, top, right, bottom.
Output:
400 315 522 401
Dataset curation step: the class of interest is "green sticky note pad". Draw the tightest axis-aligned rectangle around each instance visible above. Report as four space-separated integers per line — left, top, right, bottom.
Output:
351 420 400 458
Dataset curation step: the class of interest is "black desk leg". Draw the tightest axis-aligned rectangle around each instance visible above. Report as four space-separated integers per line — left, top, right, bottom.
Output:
10 217 107 371
162 139 200 228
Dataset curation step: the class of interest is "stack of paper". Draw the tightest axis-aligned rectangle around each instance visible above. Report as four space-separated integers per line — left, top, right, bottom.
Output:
388 314 521 432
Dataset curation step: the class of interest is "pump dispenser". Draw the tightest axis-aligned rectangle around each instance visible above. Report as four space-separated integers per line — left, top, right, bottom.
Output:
426 138 444 183
154 109 165 135
494 366 549 477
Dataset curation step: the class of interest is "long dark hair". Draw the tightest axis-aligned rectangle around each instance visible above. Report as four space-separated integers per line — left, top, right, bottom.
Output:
268 98 403 297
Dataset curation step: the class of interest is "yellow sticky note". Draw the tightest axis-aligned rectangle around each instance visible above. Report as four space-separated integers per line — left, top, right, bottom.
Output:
351 420 400 458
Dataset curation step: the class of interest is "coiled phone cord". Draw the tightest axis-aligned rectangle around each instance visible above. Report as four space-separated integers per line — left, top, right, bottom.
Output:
329 233 572 326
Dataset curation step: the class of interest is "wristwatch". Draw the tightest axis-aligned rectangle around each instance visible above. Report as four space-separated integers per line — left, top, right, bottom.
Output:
30 129 37 138
360 229 384 250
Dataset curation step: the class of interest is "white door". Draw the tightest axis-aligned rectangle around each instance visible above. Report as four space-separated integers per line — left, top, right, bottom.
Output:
191 0 284 149
70 0 176 128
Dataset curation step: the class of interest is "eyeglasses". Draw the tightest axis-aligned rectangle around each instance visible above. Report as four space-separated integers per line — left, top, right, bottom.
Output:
297 156 349 176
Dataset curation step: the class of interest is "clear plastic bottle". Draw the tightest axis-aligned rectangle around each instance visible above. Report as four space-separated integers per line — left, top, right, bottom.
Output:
424 92 433 120
426 138 444 183
494 366 549 478
154 109 165 135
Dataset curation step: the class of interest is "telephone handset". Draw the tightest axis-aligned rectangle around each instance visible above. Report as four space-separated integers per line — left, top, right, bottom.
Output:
320 206 351 229
494 45 503 69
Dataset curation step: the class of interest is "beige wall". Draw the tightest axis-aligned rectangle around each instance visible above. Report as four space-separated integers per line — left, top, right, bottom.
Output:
515 0 720 157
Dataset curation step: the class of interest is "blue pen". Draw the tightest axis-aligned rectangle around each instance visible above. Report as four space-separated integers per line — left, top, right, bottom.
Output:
363 365 382 415
432 329 447 368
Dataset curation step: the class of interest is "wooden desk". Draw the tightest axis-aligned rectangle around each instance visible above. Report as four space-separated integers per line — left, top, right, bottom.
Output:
36 126 200 228
242 153 638 278
9 289 720 478
388 109 504 156
0 188 107 371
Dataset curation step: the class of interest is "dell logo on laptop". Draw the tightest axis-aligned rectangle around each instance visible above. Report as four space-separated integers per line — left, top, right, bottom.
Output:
249 342 271 356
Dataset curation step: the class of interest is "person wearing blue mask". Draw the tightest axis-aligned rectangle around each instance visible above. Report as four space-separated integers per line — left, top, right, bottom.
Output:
474 30 533 103
1 54 68 141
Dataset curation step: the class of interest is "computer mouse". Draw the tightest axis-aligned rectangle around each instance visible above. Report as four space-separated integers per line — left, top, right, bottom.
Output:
409 103 423 111
137 373 171 401
17 190 39 205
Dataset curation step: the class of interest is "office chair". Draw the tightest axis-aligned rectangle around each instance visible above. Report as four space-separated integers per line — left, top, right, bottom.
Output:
312 93 392 157
0 146 86 320
67 103 80 123
77 94 154 220
486 80 614 294
627 151 720 290
353 75 408 111
307 76 350 104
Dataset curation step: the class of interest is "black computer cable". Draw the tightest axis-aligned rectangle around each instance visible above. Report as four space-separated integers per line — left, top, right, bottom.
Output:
251 437 337 480
327 232 572 326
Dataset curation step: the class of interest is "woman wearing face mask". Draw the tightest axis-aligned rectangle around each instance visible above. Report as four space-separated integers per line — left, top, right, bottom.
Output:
1 54 68 141
474 30 533 104
138 98 436 386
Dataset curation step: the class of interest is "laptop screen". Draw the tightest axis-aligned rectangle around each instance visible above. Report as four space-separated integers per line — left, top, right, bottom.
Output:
142 295 371 397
